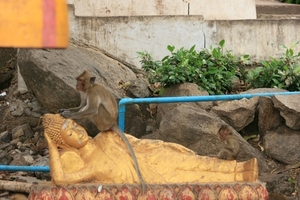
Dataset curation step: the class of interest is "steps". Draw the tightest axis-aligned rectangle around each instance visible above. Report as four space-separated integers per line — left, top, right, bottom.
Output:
256 0 300 19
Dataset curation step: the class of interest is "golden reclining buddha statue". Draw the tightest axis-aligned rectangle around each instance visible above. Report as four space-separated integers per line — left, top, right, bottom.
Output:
42 113 258 186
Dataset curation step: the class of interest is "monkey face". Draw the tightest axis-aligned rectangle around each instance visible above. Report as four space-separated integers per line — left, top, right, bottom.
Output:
61 119 89 148
76 79 84 91
75 70 92 92
218 125 231 140
219 130 227 140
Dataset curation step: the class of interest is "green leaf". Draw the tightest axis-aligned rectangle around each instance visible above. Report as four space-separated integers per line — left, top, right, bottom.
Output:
162 55 170 61
189 45 196 53
178 76 186 82
167 45 175 53
219 39 225 48
243 135 257 141
293 66 300 74
272 79 279 84
169 75 175 80
161 75 168 81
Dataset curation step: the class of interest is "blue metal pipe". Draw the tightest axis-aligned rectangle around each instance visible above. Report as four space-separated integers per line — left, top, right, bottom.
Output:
0 165 50 172
118 91 300 131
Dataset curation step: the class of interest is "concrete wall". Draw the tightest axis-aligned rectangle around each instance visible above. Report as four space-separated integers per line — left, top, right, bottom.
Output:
67 0 257 20
67 5 300 68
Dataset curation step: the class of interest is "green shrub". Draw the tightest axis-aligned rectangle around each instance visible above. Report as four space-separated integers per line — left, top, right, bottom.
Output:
246 42 300 91
138 40 249 95
284 0 300 4
138 40 300 94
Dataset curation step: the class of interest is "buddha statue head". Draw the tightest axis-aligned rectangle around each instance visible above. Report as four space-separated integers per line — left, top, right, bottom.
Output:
43 114 89 148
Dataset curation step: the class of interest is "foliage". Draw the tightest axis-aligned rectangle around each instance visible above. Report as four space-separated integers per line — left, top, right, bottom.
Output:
138 40 300 95
247 42 300 91
138 40 249 95
284 0 300 4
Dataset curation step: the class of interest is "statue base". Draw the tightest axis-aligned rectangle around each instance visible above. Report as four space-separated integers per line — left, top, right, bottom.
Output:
28 181 268 200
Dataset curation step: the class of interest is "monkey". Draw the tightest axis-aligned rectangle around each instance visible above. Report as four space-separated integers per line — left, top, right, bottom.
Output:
217 125 240 160
58 70 146 191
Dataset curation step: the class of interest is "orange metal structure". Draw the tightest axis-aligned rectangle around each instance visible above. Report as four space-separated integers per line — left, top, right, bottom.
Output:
0 0 68 48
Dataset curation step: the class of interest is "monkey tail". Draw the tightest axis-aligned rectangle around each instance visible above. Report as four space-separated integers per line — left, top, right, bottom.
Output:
111 125 147 193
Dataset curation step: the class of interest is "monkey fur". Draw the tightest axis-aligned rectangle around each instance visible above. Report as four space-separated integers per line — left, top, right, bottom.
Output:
217 125 240 160
59 70 146 191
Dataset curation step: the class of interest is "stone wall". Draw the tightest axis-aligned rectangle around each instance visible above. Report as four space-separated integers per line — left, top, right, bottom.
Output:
67 1 300 68
67 0 257 19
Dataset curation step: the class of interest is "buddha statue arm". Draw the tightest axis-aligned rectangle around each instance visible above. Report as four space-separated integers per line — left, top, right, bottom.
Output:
44 133 95 186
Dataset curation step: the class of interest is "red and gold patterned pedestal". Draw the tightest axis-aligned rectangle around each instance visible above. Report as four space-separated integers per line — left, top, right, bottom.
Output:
29 182 268 200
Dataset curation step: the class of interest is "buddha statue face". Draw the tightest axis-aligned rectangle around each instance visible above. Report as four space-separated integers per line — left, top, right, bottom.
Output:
60 119 89 148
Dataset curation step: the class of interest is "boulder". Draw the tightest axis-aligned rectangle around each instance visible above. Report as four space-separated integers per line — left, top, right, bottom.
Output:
158 104 270 173
240 88 287 94
156 83 212 124
240 88 288 134
272 94 300 130
258 96 282 133
126 78 151 98
17 44 136 113
264 125 300 165
259 172 295 197
125 104 147 138
211 97 259 131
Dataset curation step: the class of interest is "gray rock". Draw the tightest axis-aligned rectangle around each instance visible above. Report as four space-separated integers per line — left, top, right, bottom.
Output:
211 97 259 131
9 99 26 117
12 124 34 141
32 157 51 180
127 115 145 138
156 82 212 124
10 153 28 166
240 88 287 94
145 118 158 134
0 150 13 165
23 98 47 118
0 131 12 143
18 44 136 113
28 100 43 112
259 172 295 197
31 111 42 118
12 128 24 140
158 104 270 173
23 155 35 165
258 96 282 133
272 94 300 130
0 143 11 150
264 126 300 165
125 104 151 138
126 78 150 98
